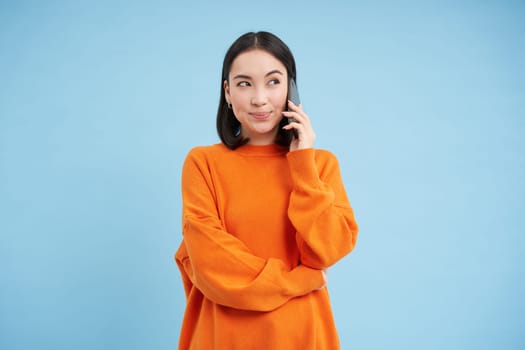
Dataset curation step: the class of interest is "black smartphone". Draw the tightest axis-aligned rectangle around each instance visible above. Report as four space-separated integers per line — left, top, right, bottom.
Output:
287 78 301 138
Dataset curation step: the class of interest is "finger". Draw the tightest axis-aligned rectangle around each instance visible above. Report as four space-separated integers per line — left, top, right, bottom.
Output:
282 121 304 135
287 100 303 111
282 111 299 119
282 121 302 129
283 111 309 126
286 101 310 121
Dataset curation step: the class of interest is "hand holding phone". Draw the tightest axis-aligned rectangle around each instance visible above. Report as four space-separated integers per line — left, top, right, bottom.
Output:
284 78 316 150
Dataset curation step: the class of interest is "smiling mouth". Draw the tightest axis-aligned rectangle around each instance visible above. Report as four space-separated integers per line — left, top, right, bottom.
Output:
250 112 271 120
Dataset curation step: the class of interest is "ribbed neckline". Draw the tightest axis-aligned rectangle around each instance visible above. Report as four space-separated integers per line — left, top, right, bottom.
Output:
234 143 288 157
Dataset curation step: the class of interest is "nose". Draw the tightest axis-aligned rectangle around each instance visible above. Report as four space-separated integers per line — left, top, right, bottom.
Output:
250 87 268 106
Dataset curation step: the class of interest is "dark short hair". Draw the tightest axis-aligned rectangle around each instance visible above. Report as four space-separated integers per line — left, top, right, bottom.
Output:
217 31 297 149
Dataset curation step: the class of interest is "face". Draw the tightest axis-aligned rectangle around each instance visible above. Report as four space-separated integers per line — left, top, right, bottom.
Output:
224 49 288 145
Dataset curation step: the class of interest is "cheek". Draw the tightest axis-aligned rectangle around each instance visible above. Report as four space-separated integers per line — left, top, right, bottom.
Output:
230 91 249 106
269 88 288 109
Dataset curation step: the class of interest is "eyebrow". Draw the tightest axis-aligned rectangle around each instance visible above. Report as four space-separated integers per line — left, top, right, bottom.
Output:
232 69 284 80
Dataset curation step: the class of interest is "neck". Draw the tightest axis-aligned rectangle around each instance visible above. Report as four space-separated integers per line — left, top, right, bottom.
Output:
242 129 279 146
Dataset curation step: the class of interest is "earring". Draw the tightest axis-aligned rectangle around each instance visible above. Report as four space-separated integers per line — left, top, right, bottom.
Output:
228 102 232 109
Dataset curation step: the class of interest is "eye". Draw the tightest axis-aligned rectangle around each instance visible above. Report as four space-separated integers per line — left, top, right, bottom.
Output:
268 79 280 86
237 81 251 87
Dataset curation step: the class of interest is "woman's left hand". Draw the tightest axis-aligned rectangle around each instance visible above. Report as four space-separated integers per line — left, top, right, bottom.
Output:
282 100 316 152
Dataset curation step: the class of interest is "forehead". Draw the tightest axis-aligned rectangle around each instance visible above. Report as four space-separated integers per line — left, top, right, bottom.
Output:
230 49 286 77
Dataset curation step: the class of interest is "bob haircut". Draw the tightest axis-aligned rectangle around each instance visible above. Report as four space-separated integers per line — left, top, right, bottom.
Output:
217 31 297 150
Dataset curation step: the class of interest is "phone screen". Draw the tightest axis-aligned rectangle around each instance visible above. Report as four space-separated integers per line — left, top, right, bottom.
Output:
289 78 301 106
287 79 300 138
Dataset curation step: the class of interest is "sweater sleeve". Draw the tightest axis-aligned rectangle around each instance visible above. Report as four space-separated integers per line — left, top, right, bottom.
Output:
175 148 325 312
287 148 359 269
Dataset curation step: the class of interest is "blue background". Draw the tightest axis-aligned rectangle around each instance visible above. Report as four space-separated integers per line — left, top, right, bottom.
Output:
1 1 523 349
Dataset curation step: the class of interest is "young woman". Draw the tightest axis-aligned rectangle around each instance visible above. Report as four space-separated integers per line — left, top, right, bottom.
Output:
175 31 359 350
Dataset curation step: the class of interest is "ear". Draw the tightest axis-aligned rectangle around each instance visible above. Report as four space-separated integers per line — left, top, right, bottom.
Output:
223 80 231 104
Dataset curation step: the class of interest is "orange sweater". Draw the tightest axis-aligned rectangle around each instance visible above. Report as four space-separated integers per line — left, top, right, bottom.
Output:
175 143 358 349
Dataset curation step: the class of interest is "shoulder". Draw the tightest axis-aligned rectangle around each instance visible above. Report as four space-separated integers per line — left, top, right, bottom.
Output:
314 148 337 160
313 148 342 175
180 145 217 187
314 148 339 164
185 143 229 161
182 143 229 173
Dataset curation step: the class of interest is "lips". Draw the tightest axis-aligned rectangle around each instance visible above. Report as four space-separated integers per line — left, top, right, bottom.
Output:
250 112 271 120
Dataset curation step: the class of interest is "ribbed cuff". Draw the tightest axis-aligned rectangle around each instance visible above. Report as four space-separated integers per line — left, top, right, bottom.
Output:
284 264 325 297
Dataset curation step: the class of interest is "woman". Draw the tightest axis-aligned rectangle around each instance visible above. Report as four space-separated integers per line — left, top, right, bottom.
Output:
175 31 358 349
